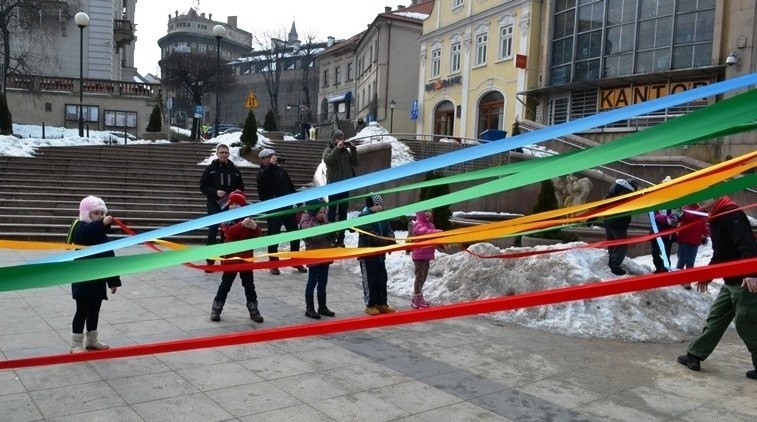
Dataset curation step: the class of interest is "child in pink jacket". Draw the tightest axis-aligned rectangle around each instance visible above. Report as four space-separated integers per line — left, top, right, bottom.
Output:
411 210 442 308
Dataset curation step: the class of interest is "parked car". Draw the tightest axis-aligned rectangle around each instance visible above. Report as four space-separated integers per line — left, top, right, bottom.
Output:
205 124 240 138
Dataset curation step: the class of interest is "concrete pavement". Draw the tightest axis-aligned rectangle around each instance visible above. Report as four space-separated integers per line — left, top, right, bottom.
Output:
1 247 756 421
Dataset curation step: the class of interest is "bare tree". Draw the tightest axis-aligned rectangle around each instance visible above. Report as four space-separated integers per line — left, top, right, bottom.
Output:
297 32 320 124
251 29 289 123
159 51 235 139
0 0 75 94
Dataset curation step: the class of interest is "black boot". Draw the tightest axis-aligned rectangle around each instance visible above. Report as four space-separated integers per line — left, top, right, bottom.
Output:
677 353 701 371
305 294 320 319
205 259 215 273
210 300 224 321
317 293 335 317
246 301 264 323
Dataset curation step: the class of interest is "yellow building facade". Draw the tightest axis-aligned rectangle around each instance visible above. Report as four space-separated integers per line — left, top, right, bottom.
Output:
416 0 542 141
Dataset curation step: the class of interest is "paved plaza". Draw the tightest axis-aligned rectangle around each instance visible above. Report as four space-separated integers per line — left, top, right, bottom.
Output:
1 247 756 421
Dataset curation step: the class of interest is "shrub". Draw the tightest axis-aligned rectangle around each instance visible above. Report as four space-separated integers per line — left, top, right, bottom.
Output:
263 109 277 131
145 104 162 132
239 110 258 155
0 93 13 135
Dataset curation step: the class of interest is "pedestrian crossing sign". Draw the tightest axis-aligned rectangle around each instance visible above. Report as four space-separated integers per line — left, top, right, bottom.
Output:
245 92 259 109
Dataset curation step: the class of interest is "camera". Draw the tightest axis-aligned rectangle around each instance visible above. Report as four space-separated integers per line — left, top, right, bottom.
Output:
726 52 738 66
276 155 286 163
343 141 352 147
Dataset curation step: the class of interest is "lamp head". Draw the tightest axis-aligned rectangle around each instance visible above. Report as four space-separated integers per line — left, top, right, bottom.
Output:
213 24 226 39
726 52 738 66
389 99 396 110
74 12 89 28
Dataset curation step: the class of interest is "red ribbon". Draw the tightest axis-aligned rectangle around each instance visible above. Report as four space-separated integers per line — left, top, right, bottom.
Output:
1 258 753 370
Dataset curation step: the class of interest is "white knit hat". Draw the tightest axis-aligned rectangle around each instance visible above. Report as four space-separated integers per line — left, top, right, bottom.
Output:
79 195 107 222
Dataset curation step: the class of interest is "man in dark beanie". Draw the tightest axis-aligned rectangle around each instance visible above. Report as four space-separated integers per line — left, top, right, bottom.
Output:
603 178 639 275
322 129 359 247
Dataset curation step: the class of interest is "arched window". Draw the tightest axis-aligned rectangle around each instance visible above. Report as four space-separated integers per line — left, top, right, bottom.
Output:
434 101 455 139
477 91 504 136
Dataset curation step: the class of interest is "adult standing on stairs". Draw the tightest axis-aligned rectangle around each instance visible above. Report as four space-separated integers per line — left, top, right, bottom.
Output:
200 143 245 268
256 148 308 275
322 129 359 247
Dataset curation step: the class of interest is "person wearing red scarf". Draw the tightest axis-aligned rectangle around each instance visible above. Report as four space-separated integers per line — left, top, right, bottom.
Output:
677 196 757 380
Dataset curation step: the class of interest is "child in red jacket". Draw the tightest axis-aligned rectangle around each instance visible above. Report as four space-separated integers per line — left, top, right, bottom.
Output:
675 204 709 290
210 190 264 323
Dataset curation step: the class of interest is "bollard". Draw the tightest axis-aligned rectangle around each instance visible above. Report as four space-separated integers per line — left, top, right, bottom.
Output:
42 122 45 139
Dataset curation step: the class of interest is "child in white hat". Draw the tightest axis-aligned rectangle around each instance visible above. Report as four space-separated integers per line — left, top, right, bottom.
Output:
68 196 122 353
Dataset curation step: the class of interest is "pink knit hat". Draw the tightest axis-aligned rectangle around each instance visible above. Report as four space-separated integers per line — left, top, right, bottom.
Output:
79 196 107 222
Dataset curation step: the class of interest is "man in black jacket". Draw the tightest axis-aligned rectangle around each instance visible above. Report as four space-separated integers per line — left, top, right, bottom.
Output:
603 178 639 275
677 196 757 380
256 148 307 275
199 144 245 267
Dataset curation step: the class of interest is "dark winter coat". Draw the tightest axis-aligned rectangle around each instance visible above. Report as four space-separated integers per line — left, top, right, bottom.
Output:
200 159 245 202
707 197 757 286
322 142 358 183
256 163 296 204
603 181 636 230
221 218 262 259
70 220 122 300
357 207 395 262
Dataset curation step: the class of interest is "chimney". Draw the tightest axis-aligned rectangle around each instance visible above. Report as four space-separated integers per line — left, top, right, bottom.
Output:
208 13 212 20
397 5 405 9
327 36 335 47
385 6 392 12
227 16 237 27
411 0 417 4
201 13 205 18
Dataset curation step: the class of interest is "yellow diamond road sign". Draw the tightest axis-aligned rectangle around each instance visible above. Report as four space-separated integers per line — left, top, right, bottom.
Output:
245 92 259 109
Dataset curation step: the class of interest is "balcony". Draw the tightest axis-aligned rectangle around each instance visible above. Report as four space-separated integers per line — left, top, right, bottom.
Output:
114 19 135 48
5 74 159 98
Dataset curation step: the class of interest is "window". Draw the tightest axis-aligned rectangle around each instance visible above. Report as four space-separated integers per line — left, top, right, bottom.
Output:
452 0 464 9
475 33 488 66
498 24 513 60
347 62 354 81
335 67 342 84
322 69 329 87
477 92 504 135
431 48 441 77
450 42 461 73
434 101 455 138
548 97 569 125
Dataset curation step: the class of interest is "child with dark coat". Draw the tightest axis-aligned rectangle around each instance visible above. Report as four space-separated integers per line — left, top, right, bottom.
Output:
210 190 265 323
357 194 396 315
299 201 337 319
69 196 122 353
603 178 639 275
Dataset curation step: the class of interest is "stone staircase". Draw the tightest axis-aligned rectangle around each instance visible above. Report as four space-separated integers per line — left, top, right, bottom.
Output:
0 141 327 244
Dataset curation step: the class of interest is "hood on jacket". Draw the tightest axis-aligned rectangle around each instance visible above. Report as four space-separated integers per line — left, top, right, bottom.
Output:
415 211 431 224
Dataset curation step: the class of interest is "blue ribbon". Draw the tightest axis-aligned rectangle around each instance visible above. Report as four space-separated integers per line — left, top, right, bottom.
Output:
33 73 757 263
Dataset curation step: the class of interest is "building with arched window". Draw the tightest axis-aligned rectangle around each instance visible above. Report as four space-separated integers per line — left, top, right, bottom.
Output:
417 0 542 141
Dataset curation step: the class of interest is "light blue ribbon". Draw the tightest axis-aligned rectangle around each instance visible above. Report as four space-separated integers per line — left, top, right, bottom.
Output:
32 73 757 263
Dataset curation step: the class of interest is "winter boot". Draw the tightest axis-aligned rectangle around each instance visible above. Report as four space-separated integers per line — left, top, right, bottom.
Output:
205 259 215 273
376 304 395 314
70 333 85 354
677 353 701 371
85 330 110 350
317 293 335 317
746 370 756 380
294 265 308 273
412 293 431 309
247 301 264 323
210 300 224 322
305 295 321 319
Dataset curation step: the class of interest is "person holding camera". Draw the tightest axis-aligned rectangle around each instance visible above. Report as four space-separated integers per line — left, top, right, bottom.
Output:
256 148 307 275
322 129 359 247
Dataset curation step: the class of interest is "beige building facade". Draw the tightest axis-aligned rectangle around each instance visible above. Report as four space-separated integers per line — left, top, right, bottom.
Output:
417 0 542 141
520 0 756 162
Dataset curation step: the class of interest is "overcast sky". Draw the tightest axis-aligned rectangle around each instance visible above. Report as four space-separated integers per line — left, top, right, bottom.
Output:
134 0 403 76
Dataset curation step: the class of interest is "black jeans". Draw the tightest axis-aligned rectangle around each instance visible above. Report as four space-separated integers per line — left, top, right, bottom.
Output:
214 270 257 303
206 201 225 246
266 211 301 258
360 260 388 307
72 298 103 333
605 226 628 270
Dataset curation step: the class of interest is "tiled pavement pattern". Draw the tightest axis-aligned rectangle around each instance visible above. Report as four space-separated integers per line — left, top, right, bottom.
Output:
1 247 756 421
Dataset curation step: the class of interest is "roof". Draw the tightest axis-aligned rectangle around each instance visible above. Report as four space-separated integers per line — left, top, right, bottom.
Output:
379 0 434 24
316 31 365 57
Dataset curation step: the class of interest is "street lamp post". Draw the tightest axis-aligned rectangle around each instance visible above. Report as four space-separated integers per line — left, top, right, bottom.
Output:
75 12 89 137
212 24 226 139
389 99 396 133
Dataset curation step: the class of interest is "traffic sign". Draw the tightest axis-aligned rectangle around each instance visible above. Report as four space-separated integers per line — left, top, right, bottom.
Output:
245 91 259 109
411 99 418 111
410 109 418 120
193 104 204 118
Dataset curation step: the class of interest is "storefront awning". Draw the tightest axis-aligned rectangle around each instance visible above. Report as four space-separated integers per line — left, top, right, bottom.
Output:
327 91 352 104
